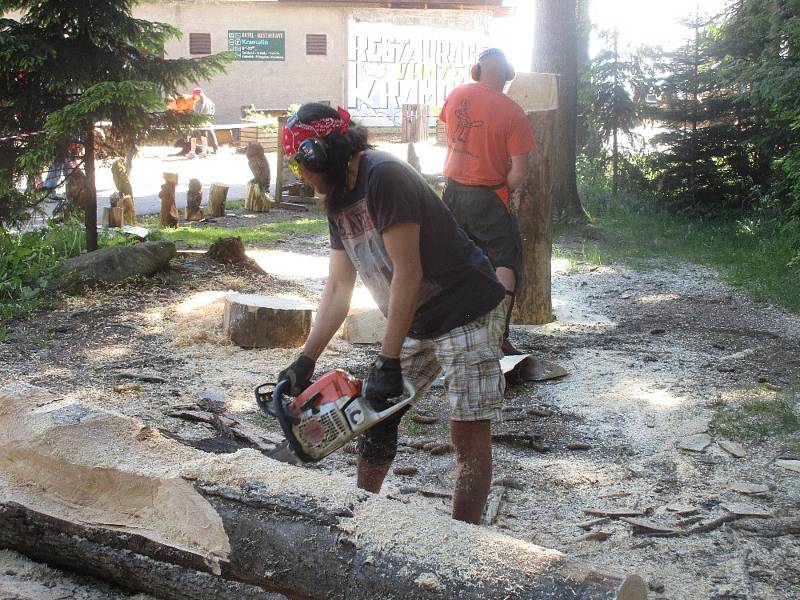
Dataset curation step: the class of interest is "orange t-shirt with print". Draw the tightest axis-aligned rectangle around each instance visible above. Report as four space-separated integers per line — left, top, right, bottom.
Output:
440 83 535 187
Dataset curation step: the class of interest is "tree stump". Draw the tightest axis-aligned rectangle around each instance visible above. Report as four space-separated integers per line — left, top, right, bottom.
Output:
342 308 386 344
506 74 559 325
206 236 246 264
0 382 648 600
160 172 179 228
102 206 123 228
185 178 204 221
208 183 229 217
223 294 314 349
245 181 270 212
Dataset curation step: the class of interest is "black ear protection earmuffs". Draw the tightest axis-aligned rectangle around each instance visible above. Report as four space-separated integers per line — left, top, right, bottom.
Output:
295 137 330 173
470 47 516 83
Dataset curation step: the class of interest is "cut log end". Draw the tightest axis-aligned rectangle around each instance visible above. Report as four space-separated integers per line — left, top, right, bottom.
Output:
223 293 314 349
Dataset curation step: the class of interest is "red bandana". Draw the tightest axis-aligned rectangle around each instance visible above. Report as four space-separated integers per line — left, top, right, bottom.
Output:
282 106 351 157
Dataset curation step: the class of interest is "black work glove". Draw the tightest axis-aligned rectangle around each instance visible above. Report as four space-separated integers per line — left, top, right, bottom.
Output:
277 354 316 396
363 355 404 411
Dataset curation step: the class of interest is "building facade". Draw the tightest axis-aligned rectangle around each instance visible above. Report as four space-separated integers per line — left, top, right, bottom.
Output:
134 0 506 124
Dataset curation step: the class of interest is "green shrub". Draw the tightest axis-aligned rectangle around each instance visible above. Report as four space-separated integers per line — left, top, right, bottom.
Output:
0 220 133 320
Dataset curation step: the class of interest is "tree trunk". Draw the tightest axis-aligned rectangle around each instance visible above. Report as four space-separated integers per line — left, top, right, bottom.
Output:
575 0 592 151
223 293 314 348
513 109 556 324
84 125 98 251
209 182 229 217
533 0 587 224
102 206 123 228
0 382 648 600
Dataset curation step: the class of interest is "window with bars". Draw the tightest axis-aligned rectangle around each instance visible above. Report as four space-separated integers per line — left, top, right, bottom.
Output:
306 34 327 56
189 33 212 55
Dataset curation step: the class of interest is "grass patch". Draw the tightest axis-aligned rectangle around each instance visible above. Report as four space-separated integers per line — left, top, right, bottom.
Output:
0 220 134 320
709 387 800 452
151 218 328 248
573 184 800 312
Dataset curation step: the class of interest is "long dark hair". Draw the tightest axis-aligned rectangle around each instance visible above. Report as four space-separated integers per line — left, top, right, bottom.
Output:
294 103 370 213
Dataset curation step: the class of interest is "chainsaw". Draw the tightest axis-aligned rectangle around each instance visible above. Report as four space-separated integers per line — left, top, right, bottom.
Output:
255 369 416 463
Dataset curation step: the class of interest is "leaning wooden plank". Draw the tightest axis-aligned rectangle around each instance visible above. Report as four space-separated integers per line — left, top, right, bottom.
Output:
0 383 647 600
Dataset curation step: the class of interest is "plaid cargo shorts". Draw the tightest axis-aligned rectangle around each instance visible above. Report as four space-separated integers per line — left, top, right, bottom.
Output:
401 298 507 421
356 299 506 464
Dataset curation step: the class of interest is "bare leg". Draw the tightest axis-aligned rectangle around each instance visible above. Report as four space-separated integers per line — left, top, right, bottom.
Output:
450 419 492 524
189 138 197 154
357 458 391 493
199 135 208 154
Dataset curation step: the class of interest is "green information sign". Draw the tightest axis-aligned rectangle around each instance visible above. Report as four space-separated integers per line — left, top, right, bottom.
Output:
228 30 285 61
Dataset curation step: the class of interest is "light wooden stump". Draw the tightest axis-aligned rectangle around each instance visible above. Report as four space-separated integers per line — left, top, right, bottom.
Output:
0 382 648 600
342 308 386 344
245 181 270 212
160 172 179 228
101 206 123 228
223 294 314 349
209 183 229 218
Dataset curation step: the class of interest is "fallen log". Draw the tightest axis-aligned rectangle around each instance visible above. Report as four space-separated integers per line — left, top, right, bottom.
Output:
0 383 647 600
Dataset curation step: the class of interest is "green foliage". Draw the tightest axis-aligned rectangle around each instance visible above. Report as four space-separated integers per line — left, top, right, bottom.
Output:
709 387 800 452
576 181 800 312
0 221 133 320
0 0 232 227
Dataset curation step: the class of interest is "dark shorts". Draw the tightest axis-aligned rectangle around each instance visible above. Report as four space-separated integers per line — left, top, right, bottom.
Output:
442 179 522 273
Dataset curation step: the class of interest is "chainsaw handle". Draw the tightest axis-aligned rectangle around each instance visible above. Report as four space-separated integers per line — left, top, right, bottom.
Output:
254 380 285 417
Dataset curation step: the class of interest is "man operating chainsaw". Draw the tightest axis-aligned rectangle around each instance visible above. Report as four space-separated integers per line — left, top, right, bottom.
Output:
277 103 507 524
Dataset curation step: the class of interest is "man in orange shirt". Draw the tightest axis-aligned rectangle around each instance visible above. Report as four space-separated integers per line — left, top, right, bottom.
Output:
440 48 535 355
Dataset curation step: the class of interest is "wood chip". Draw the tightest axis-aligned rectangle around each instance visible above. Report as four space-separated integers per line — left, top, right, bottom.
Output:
729 482 770 495
393 466 418 476
577 517 610 530
113 383 141 393
665 504 699 516
718 439 747 458
721 503 773 518
578 531 611 542
406 438 436 450
584 507 645 517
483 486 506 525
621 518 680 535
410 414 438 424
493 476 525 490
167 409 214 423
677 433 712 452
422 441 440 451
430 443 453 456
419 488 452 499
567 442 592 451
775 459 800 473
527 407 555 418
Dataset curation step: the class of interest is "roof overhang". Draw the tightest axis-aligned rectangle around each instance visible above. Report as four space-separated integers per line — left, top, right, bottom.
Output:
277 1 511 16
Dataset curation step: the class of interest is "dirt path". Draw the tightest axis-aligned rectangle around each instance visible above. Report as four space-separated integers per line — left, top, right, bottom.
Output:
0 216 798 599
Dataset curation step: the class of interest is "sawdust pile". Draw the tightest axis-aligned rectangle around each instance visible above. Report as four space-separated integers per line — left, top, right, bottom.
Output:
169 290 232 347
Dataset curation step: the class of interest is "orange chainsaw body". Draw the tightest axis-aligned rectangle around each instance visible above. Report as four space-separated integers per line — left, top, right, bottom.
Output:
287 369 362 418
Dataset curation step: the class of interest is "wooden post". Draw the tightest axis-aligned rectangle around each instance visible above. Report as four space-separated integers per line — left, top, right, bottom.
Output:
111 158 136 224
185 178 203 221
223 294 313 348
208 183 229 218
160 172 179 228
244 181 269 212
275 115 287 204
101 206 123 228
507 73 559 325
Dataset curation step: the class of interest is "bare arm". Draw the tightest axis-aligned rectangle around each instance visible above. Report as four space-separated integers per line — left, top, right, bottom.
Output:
381 222 423 359
302 249 357 360
506 153 529 191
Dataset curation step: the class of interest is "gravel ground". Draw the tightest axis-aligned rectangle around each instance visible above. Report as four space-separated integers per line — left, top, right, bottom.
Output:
1 209 798 599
